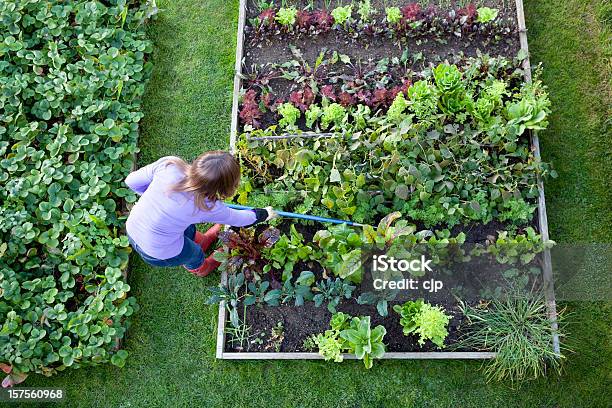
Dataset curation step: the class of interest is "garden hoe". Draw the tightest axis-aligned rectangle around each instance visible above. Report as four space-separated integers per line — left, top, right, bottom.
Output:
225 203 364 227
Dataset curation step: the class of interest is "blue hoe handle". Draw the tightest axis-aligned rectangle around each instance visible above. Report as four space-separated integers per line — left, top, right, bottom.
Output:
225 203 364 227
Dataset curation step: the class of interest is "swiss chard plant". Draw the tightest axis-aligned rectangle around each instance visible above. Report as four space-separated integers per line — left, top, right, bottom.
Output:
215 227 281 281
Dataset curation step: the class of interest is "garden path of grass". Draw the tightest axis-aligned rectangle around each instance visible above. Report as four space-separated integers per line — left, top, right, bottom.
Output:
29 1 611 406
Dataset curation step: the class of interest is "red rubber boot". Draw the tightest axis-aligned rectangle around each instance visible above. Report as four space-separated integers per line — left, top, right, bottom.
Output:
194 224 222 252
185 253 222 277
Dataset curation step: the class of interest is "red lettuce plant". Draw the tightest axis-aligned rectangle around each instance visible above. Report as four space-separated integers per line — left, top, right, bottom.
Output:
239 89 263 127
313 10 334 31
372 88 389 108
338 91 356 107
296 10 313 29
458 3 477 21
289 87 315 111
356 89 372 106
258 9 277 27
216 227 281 281
321 84 337 101
401 3 422 23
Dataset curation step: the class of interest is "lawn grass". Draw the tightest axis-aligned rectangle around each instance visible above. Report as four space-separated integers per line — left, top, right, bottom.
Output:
28 0 611 406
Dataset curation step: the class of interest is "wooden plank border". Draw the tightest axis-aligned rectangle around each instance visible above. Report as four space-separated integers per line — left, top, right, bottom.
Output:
221 352 497 360
218 0 248 359
216 0 558 359
515 0 561 355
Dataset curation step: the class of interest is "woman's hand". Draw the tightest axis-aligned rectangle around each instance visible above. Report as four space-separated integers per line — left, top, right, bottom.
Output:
252 207 279 224
263 206 278 221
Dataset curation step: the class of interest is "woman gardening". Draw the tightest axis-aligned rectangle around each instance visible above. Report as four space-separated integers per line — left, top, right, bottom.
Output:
125 151 275 276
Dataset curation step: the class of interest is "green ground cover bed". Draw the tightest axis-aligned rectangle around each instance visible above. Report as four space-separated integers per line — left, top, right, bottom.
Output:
0 0 153 386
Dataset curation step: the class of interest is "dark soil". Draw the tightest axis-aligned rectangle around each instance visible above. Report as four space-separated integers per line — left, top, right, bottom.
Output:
244 0 521 67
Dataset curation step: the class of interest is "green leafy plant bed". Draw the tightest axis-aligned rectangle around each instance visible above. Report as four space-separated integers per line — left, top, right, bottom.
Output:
0 0 154 386
210 217 554 359
212 0 563 382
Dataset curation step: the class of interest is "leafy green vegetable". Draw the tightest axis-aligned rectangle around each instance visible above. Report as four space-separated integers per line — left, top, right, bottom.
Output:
407 80 439 125
387 92 410 124
393 299 424 334
357 0 375 22
262 225 319 281
506 78 551 136
277 102 301 129
314 313 386 369
305 104 323 128
393 300 450 348
320 103 347 129
331 5 353 26
339 316 387 369
312 278 355 313
313 223 365 282
276 7 298 26
314 330 345 362
385 7 402 24
476 7 499 24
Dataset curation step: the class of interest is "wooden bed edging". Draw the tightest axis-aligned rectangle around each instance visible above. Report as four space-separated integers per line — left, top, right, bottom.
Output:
216 0 560 360
221 352 496 360
515 0 561 355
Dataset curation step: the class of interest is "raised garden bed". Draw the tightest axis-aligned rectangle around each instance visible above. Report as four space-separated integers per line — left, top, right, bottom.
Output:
210 0 561 376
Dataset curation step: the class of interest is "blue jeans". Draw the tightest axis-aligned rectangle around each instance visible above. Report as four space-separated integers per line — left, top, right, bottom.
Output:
128 225 204 270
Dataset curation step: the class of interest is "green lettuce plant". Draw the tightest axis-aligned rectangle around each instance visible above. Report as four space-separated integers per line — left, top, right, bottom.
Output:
331 5 353 26
407 80 439 126
320 103 346 129
357 0 375 22
314 313 387 368
387 92 410 124
277 102 301 129
305 104 323 128
314 330 345 362
385 7 402 24
505 78 551 136
393 300 450 348
276 7 298 26
476 7 499 24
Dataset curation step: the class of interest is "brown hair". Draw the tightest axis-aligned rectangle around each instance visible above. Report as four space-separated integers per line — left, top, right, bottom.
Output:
165 151 240 210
